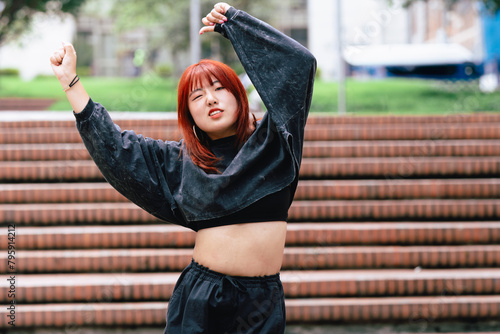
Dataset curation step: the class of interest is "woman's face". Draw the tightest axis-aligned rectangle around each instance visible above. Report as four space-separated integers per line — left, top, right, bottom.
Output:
188 76 239 140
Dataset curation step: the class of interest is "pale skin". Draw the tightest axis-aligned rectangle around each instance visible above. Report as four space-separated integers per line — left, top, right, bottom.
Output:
50 2 287 277
188 76 240 140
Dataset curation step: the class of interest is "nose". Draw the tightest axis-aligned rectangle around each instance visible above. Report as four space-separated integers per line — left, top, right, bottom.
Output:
206 91 218 105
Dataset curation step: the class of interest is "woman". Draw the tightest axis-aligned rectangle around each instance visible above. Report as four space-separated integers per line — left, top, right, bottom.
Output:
50 2 316 333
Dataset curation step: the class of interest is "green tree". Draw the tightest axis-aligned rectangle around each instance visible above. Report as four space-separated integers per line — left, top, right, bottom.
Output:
108 0 280 75
392 0 500 13
0 0 87 45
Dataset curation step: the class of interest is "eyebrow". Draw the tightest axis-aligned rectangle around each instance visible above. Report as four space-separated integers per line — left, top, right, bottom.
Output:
189 80 220 98
189 88 202 98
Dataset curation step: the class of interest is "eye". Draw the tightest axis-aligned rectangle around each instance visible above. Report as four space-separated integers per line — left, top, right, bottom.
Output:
215 86 225 91
192 94 202 101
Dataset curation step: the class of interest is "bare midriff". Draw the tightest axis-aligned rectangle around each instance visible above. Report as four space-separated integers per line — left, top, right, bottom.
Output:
192 221 287 277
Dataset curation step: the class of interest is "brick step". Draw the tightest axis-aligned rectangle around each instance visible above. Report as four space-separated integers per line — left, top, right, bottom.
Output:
0 183 127 204
2 200 499 225
2 123 500 145
1 143 91 161
285 295 500 324
7 222 499 250
2 112 500 129
1 269 499 304
2 302 168 328
297 179 500 200
0 98 57 111
2 179 499 204
289 199 500 221
3 245 499 274
300 157 500 179
304 123 500 140
4 295 500 328
0 160 102 182
0 112 178 128
2 156 499 182
303 140 500 158
0 126 180 144
303 112 500 125
4 140 500 161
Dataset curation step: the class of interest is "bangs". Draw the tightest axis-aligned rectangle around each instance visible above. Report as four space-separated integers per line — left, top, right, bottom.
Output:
187 61 231 94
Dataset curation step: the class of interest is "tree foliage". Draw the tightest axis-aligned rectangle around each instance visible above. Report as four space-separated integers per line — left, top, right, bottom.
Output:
107 0 280 75
0 0 87 45
393 0 500 14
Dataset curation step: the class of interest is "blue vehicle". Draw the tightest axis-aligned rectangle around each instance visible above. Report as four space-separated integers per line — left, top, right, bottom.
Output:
345 43 483 81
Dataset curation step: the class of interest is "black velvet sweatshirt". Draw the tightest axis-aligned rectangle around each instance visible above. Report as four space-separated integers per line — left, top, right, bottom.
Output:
74 7 317 232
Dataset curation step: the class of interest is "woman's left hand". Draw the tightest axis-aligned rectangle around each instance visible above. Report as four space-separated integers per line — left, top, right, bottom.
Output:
199 2 232 35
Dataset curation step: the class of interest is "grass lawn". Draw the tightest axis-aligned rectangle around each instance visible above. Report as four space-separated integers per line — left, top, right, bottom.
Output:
0 75 178 112
1 75 500 115
313 78 500 115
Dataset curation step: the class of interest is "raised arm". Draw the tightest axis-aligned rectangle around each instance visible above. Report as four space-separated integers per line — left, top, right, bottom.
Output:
50 42 89 113
49 43 182 225
201 3 317 129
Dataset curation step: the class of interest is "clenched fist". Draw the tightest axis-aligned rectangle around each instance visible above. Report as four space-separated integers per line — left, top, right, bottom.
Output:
50 42 78 89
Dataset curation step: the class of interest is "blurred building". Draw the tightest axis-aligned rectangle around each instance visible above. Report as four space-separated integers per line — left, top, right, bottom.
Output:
408 0 484 58
329 0 499 86
75 16 154 77
1 0 498 84
275 0 309 47
309 0 497 82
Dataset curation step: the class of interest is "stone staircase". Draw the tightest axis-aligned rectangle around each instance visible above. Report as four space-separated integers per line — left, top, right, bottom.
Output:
1 111 500 333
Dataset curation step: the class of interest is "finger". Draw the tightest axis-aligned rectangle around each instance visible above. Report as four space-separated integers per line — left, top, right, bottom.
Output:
214 2 230 14
210 8 227 22
62 42 77 62
52 52 63 64
202 17 215 27
63 42 77 56
205 12 225 24
50 55 61 66
199 26 215 35
57 47 65 61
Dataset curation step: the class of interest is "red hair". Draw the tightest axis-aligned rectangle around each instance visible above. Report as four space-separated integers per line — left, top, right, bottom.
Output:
177 59 251 174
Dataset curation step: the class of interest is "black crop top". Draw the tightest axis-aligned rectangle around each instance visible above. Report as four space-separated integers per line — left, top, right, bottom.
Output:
189 135 291 231
191 185 291 231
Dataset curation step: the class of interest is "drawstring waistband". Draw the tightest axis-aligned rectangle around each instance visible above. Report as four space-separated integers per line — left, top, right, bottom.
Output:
188 259 281 290
222 275 248 293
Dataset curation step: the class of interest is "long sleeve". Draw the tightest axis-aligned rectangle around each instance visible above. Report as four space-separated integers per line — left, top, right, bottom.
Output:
216 7 317 166
75 99 184 225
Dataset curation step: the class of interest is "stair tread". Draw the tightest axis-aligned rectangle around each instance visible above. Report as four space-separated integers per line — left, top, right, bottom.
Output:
8 244 500 263
2 156 498 181
2 178 500 203
7 222 499 250
2 123 500 145
2 111 500 125
4 198 500 208
5 268 500 287
3 140 500 161
6 244 499 272
7 296 500 328
3 200 500 225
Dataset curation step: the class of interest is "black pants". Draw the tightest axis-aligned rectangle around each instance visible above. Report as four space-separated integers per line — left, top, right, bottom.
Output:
164 260 286 334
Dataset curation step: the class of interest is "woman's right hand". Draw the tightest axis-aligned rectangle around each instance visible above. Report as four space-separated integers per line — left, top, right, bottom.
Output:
50 42 78 89
49 42 89 113
200 2 232 35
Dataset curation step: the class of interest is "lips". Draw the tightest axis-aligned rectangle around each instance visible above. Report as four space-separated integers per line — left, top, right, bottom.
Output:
209 108 223 117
